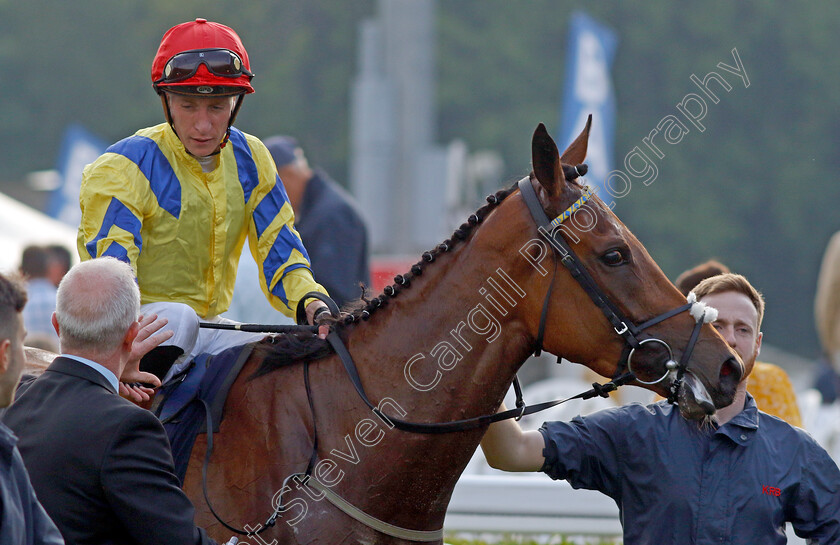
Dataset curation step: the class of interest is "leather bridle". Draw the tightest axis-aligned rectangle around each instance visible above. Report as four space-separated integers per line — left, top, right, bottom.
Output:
516 175 712 404
198 172 719 540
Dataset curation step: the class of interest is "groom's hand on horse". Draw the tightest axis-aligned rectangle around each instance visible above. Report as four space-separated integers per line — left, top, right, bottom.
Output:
305 300 331 339
118 314 174 402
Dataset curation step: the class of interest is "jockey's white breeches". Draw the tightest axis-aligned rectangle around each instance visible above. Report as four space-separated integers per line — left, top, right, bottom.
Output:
141 302 267 382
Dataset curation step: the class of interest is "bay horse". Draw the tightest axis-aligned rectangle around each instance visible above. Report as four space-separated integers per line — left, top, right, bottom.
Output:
177 120 741 544
23 120 741 543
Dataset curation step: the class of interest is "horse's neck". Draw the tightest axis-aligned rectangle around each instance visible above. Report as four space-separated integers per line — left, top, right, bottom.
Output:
338 251 536 522
348 255 534 420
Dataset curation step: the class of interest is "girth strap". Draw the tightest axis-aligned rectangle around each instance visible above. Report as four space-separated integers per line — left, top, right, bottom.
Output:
293 473 444 542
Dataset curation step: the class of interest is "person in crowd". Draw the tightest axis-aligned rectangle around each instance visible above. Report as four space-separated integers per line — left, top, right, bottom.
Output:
674 259 730 295
809 231 840 462
675 259 802 427
77 19 329 383
44 244 72 288
0 271 64 544
2 258 230 545
265 136 370 308
481 273 840 543
19 245 58 351
814 230 840 404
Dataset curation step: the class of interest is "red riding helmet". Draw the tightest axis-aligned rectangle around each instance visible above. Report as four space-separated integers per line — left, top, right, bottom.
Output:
152 18 254 97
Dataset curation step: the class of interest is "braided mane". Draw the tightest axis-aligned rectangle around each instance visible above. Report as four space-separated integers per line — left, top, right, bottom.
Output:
250 181 519 378
334 181 520 329
335 162 586 328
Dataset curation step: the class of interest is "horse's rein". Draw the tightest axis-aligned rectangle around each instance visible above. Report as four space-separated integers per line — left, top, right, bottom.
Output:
196 174 717 539
327 330 637 433
319 174 713 435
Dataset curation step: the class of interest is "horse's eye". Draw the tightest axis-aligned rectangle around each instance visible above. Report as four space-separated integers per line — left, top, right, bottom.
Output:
601 249 626 267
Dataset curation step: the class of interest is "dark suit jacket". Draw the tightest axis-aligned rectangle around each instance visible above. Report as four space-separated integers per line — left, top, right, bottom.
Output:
2 357 215 545
297 169 370 307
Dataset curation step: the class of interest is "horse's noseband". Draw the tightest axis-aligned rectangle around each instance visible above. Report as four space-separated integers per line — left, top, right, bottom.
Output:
517 176 716 405
620 291 717 402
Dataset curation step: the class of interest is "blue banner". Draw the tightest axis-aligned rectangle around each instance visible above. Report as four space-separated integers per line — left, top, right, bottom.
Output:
47 124 107 226
558 11 618 206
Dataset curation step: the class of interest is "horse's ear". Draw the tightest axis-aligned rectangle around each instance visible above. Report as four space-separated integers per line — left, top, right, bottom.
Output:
532 123 563 197
560 114 592 166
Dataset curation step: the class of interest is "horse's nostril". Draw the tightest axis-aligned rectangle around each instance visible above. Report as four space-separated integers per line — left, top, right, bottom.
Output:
719 356 743 393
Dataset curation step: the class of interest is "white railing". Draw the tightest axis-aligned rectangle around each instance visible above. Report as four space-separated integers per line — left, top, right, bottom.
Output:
445 474 621 537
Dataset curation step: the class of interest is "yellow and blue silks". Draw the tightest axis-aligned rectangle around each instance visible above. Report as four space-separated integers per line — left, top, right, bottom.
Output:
78 122 326 318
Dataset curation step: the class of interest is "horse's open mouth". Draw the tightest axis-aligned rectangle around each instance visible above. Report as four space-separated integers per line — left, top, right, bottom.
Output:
677 356 742 419
678 372 716 419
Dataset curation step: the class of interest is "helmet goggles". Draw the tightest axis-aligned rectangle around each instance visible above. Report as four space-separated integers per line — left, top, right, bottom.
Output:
156 48 253 84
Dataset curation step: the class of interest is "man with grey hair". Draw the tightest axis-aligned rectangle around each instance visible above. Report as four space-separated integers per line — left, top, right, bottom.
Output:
3 257 219 545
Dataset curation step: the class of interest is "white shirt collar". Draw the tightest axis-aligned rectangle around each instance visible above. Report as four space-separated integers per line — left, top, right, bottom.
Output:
61 354 119 392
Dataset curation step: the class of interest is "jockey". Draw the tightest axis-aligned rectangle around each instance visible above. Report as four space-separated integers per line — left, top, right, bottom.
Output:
77 18 330 384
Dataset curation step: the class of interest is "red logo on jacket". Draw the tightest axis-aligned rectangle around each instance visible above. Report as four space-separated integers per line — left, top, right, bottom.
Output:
762 485 781 497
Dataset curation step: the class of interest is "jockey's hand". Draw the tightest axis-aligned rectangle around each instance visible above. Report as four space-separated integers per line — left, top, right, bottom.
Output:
305 300 330 340
119 382 156 403
121 314 174 388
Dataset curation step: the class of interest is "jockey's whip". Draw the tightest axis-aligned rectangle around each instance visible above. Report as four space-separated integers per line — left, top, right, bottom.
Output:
200 292 336 336
198 323 318 334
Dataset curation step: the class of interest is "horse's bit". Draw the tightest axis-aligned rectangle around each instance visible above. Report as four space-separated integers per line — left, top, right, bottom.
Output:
199 170 720 541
